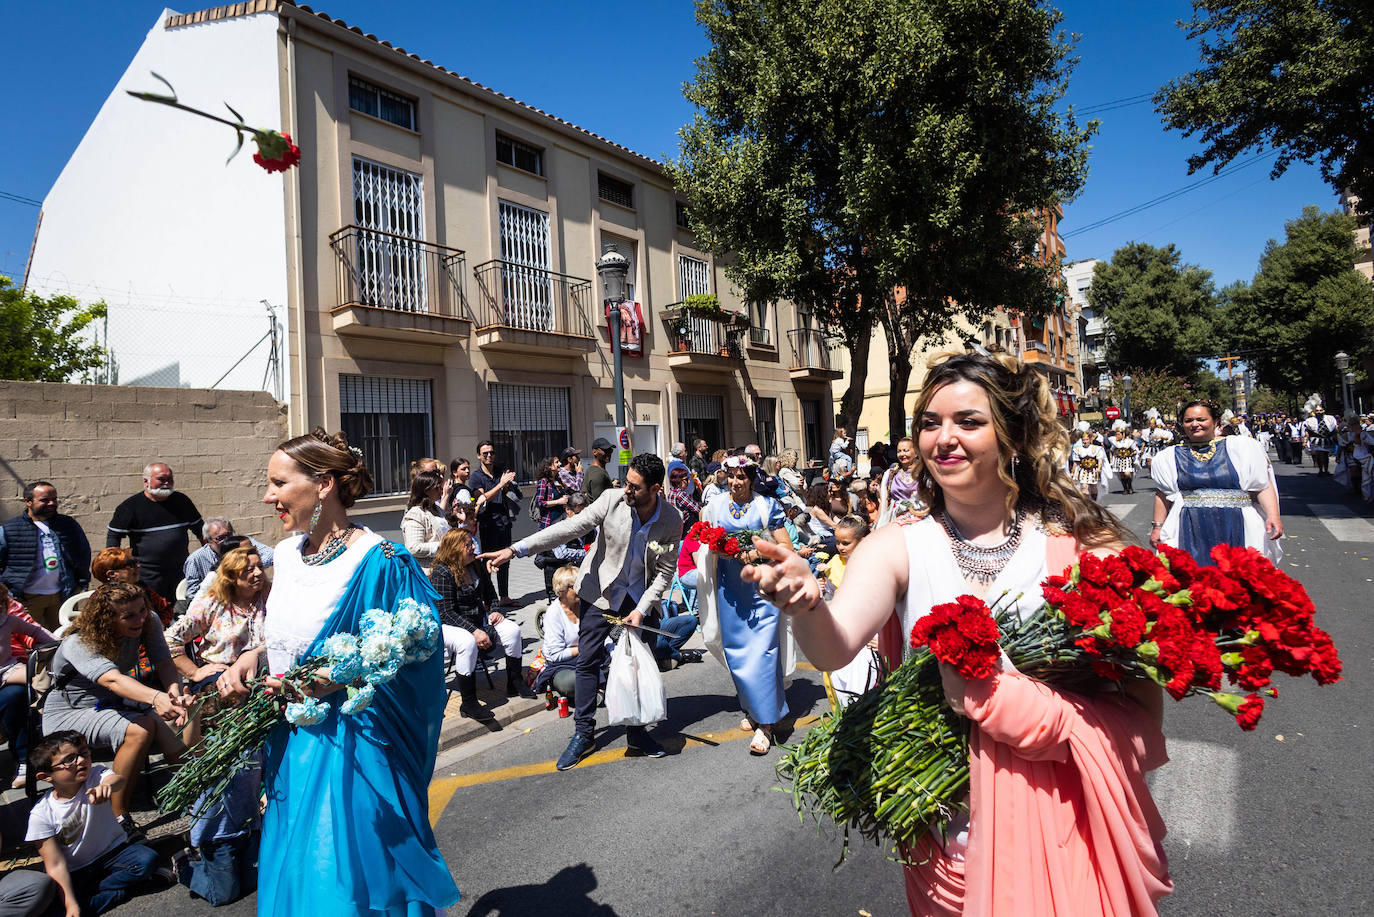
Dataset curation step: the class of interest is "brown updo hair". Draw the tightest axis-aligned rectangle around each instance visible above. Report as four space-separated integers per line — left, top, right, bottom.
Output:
910 351 1130 549
1176 399 1221 425
276 428 374 507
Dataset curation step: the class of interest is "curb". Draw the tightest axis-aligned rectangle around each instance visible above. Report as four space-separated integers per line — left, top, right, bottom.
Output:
435 689 551 752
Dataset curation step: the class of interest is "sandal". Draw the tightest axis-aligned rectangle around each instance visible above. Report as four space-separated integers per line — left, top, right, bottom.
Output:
739 717 755 733
749 727 772 756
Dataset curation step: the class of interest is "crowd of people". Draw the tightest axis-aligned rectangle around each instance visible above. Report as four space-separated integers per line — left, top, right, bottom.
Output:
0 352 1356 916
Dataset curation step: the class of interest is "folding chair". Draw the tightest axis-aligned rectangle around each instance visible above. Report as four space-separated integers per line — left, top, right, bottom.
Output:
24 641 61 806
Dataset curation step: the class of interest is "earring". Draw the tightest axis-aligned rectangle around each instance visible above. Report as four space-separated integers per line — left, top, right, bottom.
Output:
1011 454 1020 477
308 501 322 537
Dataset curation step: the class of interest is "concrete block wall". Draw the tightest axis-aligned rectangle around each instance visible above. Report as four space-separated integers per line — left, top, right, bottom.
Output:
0 382 289 553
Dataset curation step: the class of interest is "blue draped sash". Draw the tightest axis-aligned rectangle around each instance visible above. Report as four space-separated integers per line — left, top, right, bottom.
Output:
258 542 460 916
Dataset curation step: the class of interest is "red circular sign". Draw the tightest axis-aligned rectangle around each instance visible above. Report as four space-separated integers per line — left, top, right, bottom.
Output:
1104 406 1121 419
618 428 631 450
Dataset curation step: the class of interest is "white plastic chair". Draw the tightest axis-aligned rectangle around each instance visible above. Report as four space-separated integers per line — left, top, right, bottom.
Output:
175 578 188 601
57 590 92 628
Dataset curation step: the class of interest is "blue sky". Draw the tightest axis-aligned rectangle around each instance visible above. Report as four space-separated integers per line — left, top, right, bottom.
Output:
0 0 1335 292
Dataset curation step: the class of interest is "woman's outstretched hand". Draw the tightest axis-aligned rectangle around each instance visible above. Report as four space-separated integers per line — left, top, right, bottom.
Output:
740 537 822 617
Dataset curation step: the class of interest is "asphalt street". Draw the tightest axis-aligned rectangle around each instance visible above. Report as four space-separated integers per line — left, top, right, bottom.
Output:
73 454 1374 916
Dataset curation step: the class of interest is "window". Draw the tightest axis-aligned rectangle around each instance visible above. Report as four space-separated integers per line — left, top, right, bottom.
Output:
496 132 544 176
754 398 777 456
339 375 433 496
352 158 427 311
348 75 417 131
749 301 773 346
598 173 634 209
601 235 636 302
498 201 552 330
489 383 570 481
801 399 824 464
677 393 724 456
678 255 710 300
675 201 691 229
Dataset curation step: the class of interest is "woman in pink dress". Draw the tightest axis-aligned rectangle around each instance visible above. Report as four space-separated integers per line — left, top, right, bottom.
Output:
745 351 1173 917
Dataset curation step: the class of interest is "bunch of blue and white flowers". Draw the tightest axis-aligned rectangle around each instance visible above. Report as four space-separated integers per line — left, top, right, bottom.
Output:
285 597 440 726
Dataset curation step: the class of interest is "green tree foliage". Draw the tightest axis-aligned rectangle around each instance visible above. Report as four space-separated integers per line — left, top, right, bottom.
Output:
1246 384 1294 415
1226 205 1374 396
1089 243 1219 376
1113 367 1232 423
0 276 108 382
1155 0 1374 215
668 0 1095 436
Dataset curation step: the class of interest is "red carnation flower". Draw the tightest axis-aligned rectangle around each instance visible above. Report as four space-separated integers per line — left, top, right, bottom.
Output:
723 536 741 554
1106 603 1147 648
252 130 301 173
910 597 1001 680
1235 693 1265 731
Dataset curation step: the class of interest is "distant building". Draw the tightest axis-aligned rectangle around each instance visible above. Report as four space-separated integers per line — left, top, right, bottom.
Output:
1339 191 1372 282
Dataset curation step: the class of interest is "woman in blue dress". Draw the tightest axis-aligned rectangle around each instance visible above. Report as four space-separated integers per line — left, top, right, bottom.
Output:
697 455 793 755
220 429 460 916
1150 400 1284 567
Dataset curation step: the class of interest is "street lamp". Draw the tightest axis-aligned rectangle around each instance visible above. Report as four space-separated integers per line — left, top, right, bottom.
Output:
1121 373 1132 425
596 246 630 482
1335 351 1351 412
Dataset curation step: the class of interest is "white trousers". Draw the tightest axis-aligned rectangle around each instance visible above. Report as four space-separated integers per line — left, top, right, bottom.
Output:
443 620 522 675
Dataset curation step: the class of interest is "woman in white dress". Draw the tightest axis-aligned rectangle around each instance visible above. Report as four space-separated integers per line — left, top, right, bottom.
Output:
1106 420 1141 495
1070 429 1109 500
740 352 1171 916
1149 400 1284 567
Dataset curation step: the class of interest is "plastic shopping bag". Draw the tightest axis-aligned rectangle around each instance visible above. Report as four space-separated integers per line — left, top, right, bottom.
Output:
605 629 667 727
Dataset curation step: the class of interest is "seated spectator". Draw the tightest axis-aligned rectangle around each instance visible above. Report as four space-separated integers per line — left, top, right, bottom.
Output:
26 730 169 915
0 582 57 788
776 450 804 498
804 481 838 541
41 583 190 839
402 470 450 573
183 517 274 599
166 545 268 693
665 460 701 531
429 530 528 719
535 566 610 704
92 548 172 627
700 462 727 506
0 864 57 916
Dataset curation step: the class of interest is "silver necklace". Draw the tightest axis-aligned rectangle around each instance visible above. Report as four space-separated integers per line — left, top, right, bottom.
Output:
937 508 1024 584
302 524 358 567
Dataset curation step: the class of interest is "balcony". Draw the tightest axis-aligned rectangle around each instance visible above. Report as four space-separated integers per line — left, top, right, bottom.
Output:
661 303 749 370
787 328 843 381
329 226 471 344
471 260 596 357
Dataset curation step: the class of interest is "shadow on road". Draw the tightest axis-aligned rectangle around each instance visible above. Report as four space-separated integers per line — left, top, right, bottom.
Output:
461 863 619 916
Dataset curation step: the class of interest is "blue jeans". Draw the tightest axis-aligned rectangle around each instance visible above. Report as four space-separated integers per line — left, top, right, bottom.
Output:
0 683 29 767
71 842 159 915
653 613 697 662
183 833 259 906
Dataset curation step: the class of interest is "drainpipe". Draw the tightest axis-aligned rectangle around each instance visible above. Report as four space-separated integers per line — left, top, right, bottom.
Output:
284 15 308 434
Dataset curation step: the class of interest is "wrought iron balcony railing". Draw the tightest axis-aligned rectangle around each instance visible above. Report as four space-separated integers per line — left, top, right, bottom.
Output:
787 328 836 371
330 225 468 317
662 303 748 358
471 260 594 337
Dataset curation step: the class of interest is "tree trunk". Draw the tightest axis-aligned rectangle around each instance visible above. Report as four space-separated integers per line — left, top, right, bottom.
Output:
888 349 914 441
835 317 873 432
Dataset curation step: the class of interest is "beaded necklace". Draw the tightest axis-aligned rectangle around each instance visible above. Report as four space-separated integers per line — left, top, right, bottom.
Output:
302 524 359 567
937 507 1025 584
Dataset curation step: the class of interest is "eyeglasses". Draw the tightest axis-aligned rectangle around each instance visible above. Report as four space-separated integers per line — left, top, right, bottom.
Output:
49 750 89 770
479 450 494 456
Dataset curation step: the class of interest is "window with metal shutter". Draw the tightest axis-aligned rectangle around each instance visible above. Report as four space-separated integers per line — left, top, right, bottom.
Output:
498 201 553 331
352 157 427 312
677 392 724 454
678 255 710 299
339 374 434 496
488 383 570 480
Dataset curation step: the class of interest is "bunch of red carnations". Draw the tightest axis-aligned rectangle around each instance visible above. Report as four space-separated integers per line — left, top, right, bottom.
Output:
687 521 771 564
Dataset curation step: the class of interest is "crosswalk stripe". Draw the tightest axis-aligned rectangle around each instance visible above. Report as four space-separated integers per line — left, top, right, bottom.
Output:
1308 504 1374 542
1102 502 1139 522
1148 737 1237 855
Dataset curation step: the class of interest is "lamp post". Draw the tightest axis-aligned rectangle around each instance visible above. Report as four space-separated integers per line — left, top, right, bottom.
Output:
1121 373 1132 426
1335 351 1350 413
596 246 630 482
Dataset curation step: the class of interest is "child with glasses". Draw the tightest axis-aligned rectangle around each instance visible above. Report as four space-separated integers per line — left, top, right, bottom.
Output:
25 730 168 915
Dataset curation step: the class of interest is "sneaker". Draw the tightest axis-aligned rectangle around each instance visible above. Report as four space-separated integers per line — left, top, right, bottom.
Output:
678 650 706 664
10 764 26 789
556 733 596 771
117 814 147 845
626 729 667 758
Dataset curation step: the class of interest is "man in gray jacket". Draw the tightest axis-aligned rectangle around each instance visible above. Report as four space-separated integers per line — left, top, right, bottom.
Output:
483 453 682 770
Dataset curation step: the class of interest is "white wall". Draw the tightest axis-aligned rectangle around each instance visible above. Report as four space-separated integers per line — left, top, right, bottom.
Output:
25 10 288 395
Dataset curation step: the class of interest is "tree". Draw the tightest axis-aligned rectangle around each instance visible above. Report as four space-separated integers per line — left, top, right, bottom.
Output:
1226 205 1374 396
1246 384 1294 415
1089 243 1219 376
0 276 108 382
1155 0 1374 216
669 0 1095 437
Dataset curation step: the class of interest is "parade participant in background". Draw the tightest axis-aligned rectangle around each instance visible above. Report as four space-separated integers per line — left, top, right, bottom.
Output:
1286 415 1305 465
1070 426 1109 500
470 441 522 608
400 469 449 574
217 429 459 915
696 455 794 755
878 436 921 526
106 463 203 604
1303 404 1339 476
1107 420 1141 495
484 454 682 771
1360 417 1374 503
1151 400 1283 567
582 437 617 502
0 481 92 631
1334 413 1365 494
741 351 1170 917
1140 413 1172 475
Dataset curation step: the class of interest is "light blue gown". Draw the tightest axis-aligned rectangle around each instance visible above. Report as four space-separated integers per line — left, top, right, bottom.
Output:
705 492 789 724
258 542 460 916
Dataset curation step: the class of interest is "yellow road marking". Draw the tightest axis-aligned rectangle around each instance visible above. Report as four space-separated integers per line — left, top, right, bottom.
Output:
428 714 821 827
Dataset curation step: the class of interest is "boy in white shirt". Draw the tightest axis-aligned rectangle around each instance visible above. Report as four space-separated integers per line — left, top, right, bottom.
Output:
25 730 167 916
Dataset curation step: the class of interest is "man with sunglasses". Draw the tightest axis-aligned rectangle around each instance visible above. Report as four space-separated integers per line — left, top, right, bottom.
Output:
469 441 523 607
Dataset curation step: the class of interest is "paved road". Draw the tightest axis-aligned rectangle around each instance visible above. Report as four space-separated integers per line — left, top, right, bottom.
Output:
80 456 1374 915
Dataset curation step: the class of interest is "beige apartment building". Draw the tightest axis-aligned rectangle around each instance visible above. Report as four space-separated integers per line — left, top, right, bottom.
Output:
1339 191 1373 282
26 2 841 519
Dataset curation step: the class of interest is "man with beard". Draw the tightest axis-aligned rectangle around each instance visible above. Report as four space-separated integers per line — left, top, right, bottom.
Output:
106 462 203 603
0 482 91 630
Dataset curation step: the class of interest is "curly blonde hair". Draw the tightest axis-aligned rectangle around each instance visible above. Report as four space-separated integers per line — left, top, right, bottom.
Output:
68 582 152 661
910 351 1130 548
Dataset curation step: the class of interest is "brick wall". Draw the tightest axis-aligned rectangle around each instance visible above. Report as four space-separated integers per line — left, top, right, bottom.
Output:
0 382 288 554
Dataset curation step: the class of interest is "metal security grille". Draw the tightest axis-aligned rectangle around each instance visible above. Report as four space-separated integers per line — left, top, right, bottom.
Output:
677 392 724 454
353 158 428 312
339 374 433 495
347 75 417 131
498 201 553 331
489 383 570 480
678 255 710 299
496 133 544 176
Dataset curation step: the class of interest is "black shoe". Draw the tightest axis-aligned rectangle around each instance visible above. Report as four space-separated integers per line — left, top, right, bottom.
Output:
117 813 146 845
556 733 596 771
506 656 536 698
678 649 705 664
656 657 676 673
626 729 667 758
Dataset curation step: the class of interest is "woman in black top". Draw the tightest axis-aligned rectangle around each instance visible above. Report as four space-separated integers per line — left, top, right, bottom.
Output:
428 529 530 718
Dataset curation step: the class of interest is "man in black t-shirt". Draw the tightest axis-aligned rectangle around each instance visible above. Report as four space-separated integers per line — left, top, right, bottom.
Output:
106 462 204 602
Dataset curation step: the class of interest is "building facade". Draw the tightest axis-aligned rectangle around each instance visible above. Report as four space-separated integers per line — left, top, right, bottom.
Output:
25 2 840 524
1339 191 1372 282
